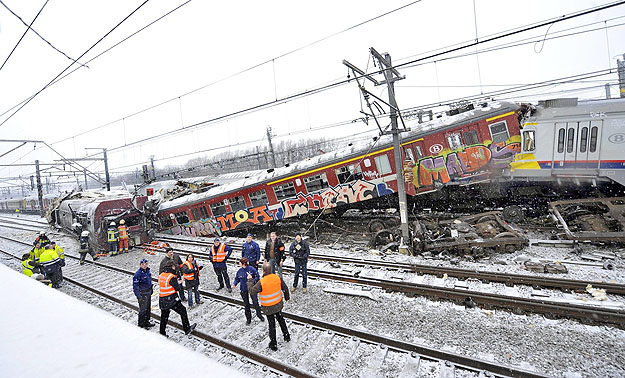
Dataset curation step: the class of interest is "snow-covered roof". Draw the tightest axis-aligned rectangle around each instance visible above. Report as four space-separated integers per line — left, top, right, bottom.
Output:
159 101 517 210
0 264 246 378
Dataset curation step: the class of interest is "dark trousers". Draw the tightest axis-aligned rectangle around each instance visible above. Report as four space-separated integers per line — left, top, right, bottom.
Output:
137 293 151 327
240 290 262 321
213 265 231 288
267 311 289 346
108 241 117 254
293 260 308 288
47 269 63 288
186 285 200 306
160 301 190 335
177 281 186 301
79 248 96 264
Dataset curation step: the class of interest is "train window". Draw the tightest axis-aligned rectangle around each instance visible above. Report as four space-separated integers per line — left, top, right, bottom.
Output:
335 165 362 183
229 196 247 212
489 121 509 144
523 130 535 152
159 215 174 228
124 216 141 227
557 129 565 153
174 211 189 224
374 155 392 175
210 201 227 216
415 145 423 159
566 128 575 153
463 130 479 145
405 148 415 163
191 208 200 220
363 159 372 168
249 190 268 207
273 182 296 201
580 127 588 153
304 173 328 193
200 206 209 218
447 134 463 150
590 126 598 152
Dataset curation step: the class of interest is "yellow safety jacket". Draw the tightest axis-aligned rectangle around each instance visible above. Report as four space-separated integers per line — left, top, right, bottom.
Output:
107 228 118 242
53 245 65 261
22 259 35 277
39 249 60 273
29 246 45 262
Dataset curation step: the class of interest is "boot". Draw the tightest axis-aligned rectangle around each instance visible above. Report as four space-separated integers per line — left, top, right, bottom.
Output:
258 314 265 322
268 342 278 351
185 323 197 335
284 333 291 342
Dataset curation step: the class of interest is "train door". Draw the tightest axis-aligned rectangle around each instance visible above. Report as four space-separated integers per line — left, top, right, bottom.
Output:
587 120 602 169
563 122 579 169
552 123 568 169
412 139 426 160
576 121 590 169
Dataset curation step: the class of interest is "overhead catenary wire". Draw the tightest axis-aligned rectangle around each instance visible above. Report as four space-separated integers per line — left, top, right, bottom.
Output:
0 0 49 73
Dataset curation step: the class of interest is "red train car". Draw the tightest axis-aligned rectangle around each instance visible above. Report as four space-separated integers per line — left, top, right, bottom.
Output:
156 101 521 237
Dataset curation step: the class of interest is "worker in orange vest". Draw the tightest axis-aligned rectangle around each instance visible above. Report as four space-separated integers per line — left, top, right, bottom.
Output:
247 262 290 351
209 237 233 292
158 260 196 337
118 219 130 254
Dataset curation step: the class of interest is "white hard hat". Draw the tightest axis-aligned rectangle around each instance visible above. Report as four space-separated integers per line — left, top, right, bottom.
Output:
81 231 90 237
39 231 45 235
110 221 115 226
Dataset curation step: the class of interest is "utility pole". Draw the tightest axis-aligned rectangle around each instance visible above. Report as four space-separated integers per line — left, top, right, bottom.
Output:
256 146 262 170
103 148 111 191
266 126 277 168
83 168 88 189
150 155 156 180
344 48 411 254
35 160 44 217
618 53 625 98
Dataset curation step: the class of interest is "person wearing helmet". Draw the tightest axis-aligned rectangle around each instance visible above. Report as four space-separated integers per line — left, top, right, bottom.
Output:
78 231 98 265
34 231 50 247
107 221 119 255
118 219 130 254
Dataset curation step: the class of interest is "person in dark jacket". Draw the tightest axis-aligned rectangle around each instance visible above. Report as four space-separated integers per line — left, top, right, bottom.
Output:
159 246 186 301
289 233 310 292
78 231 98 265
241 234 261 270
34 231 50 247
133 258 155 329
248 262 290 351
181 254 203 307
209 237 233 292
233 257 264 325
158 260 196 337
263 232 286 278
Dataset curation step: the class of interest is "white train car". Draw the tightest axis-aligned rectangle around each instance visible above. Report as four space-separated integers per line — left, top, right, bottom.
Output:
509 98 625 187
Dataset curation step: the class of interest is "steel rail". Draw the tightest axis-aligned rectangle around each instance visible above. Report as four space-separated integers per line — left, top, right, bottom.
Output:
0 233 546 378
156 235 625 295
0 247 314 378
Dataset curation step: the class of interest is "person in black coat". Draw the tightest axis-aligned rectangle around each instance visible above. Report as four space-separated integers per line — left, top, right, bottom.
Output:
289 233 310 292
158 260 196 337
181 253 203 307
264 232 286 278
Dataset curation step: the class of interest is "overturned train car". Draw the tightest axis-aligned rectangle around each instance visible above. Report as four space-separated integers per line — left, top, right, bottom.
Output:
50 191 150 251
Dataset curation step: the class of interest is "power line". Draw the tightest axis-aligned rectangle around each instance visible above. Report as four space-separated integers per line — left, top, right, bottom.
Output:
0 0 152 128
0 0 49 73
0 0 87 69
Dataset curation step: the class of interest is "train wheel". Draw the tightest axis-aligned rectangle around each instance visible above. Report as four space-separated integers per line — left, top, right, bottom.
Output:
367 219 386 233
502 205 524 223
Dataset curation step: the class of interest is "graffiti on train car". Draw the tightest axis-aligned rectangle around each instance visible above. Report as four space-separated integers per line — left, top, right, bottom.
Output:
214 205 274 232
407 138 521 189
170 219 221 237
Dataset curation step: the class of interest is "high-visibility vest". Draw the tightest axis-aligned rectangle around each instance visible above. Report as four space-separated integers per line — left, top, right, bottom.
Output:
259 274 283 307
30 246 45 262
39 249 60 271
211 243 227 263
54 245 64 260
159 272 177 297
182 260 199 281
118 225 128 239
107 228 118 242
22 259 34 277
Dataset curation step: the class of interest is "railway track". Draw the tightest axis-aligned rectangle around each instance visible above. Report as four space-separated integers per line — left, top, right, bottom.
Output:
0 236 545 378
155 234 625 327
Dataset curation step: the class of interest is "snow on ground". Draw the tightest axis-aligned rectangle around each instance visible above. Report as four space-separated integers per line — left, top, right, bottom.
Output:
0 264 248 378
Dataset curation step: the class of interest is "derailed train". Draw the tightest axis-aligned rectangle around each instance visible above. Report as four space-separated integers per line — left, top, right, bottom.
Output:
147 97 625 238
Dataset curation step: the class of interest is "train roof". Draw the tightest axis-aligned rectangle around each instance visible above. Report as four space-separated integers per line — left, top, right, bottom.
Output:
159 100 518 210
528 97 625 121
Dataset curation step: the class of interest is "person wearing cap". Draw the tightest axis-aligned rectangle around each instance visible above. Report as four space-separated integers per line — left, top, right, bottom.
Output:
133 258 155 329
233 257 264 325
289 233 310 293
241 234 261 270
264 232 286 278
247 262 290 351
107 221 118 255
181 253 203 307
159 246 186 301
209 237 233 292
78 231 98 265
159 260 196 337
33 231 50 247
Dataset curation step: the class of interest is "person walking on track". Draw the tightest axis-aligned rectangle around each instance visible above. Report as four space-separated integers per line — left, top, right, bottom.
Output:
158 260 196 337
209 237 233 292
133 258 155 329
233 257 264 325
289 233 310 293
78 231 98 264
247 262 290 351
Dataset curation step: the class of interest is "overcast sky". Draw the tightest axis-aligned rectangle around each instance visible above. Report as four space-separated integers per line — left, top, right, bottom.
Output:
1 0 624 190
